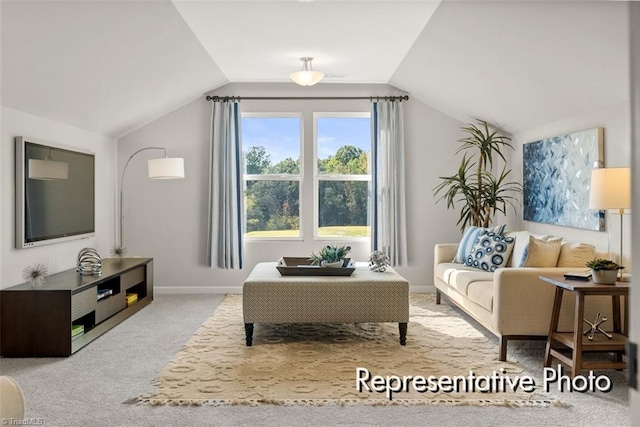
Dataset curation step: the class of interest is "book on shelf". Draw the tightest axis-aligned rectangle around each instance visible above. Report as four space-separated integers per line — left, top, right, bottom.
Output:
126 293 138 306
71 324 84 338
564 271 592 281
97 288 113 301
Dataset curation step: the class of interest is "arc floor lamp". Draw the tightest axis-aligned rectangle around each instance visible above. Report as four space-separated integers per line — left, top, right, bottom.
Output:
119 147 185 249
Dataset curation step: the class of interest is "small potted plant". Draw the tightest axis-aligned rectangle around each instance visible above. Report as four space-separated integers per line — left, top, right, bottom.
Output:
586 259 622 285
309 245 351 268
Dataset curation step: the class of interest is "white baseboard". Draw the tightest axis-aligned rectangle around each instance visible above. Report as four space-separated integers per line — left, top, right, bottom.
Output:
411 285 436 293
155 286 242 295
155 284 436 295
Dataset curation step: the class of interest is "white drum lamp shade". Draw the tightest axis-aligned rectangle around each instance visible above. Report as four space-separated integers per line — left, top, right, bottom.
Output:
588 167 631 210
148 157 185 179
28 158 69 180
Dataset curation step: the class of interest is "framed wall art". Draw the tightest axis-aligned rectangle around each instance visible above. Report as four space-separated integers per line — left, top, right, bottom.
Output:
522 127 604 231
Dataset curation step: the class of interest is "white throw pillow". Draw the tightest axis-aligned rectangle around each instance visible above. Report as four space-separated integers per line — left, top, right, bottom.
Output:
520 236 563 267
556 242 596 267
453 224 506 264
505 231 534 267
464 230 515 272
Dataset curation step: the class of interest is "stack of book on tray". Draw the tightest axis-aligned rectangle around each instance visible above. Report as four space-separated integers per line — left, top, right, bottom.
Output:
564 271 592 281
72 324 84 340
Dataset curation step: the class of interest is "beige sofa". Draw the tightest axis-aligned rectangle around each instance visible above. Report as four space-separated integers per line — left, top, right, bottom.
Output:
434 231 617 361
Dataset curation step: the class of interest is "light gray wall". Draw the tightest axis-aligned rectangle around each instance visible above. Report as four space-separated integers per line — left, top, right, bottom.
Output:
510 102 631 266
629 1 639 421
1 107 116 288
117 83 464 293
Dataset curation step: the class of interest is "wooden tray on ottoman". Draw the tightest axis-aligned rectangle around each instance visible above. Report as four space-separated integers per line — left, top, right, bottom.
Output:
276 257 355 276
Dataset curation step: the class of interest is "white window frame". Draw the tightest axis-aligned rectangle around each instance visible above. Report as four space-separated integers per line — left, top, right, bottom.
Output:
242 112 304 241
313 112 372 241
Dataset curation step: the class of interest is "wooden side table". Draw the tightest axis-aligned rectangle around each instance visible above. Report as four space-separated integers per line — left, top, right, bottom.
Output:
539 275 629 377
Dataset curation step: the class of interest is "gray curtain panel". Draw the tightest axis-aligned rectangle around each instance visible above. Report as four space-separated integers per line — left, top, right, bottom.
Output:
207 100 244 269
371 100 408 266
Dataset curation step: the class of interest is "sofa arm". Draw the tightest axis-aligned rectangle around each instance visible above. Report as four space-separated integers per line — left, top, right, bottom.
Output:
434 244 459 288
492 267 586 335
434 244 458 265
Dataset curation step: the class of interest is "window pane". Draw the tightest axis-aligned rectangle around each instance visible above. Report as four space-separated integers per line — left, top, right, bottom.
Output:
318 180 370 237
245 180 300 237
317 117 370 175
242 117 301 174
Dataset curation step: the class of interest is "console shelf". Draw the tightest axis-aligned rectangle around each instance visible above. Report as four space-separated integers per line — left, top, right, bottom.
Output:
1 258 153 357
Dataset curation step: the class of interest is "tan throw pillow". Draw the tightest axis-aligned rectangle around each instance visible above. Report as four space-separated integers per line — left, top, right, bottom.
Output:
520 236 562 267
557 242 597 267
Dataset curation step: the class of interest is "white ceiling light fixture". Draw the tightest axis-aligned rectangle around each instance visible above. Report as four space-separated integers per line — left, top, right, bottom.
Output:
289 57 324 86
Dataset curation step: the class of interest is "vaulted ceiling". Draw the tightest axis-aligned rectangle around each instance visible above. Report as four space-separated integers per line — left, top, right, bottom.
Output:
0 0 630 138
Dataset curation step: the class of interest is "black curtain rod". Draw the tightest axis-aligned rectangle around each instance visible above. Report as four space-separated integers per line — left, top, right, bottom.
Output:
205 95 409 102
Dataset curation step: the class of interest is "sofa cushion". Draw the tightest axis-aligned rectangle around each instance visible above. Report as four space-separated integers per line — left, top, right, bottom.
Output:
520 236 562 267
436 262 494 299
466 281 494 312
452 224 506 263
465 231 515 272
436 262 479 282
557 242 597 267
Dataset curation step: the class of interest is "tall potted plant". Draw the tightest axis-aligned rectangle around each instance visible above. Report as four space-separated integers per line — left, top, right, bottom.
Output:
433 119 522 231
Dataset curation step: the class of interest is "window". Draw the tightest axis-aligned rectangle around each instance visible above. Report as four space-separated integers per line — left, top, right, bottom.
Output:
241 114 302 238
315 113 371 239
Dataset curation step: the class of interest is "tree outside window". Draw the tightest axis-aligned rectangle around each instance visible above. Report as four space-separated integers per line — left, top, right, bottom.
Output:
241 112 371 240
242 115 301 238
315 114 371 238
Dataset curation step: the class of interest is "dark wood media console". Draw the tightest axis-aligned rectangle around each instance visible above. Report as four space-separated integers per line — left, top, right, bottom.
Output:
1 257 153 357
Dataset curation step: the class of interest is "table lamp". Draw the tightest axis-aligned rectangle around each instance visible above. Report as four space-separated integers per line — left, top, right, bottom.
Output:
589 167 631 281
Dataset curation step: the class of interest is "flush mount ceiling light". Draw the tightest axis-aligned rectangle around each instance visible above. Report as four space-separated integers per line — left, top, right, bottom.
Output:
289 57 324 86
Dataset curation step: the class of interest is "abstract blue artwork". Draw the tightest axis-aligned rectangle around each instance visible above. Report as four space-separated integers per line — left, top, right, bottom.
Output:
523 127 604 231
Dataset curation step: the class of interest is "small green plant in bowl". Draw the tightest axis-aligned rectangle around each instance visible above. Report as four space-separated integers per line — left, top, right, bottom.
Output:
586 259 622 285
586 259 622 271
309 245 351 267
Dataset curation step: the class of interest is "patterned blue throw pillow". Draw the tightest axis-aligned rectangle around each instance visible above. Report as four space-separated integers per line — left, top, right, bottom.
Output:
452 224 506 264
465 230 515 272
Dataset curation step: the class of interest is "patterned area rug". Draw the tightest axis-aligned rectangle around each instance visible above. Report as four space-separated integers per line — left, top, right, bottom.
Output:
135 294 556 406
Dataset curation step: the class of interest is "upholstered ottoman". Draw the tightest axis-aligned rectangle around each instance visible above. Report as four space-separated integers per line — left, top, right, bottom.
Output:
242 262 410 345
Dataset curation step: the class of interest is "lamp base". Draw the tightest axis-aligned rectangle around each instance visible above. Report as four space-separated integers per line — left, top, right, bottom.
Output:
618 272 632 282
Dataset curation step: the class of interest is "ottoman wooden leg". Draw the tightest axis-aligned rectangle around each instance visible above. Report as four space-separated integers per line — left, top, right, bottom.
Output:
399 322 408 345
245 323 254 346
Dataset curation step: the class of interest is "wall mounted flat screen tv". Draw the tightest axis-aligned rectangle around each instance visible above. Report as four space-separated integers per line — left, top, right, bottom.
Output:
15 137 95 248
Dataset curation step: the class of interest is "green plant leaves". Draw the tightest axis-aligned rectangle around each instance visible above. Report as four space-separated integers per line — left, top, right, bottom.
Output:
586 258 623 271
309 245 352 265
433 119 522 231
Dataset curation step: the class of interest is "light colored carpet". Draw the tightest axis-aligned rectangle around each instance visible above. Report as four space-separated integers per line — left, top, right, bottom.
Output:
136 294 554 407
0 293 629 426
